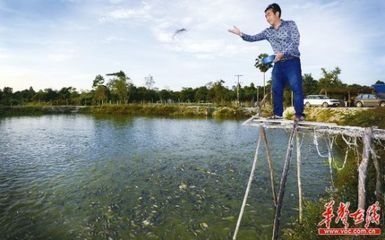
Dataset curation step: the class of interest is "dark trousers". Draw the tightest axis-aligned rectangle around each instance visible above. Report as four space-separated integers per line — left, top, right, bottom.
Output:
271 58 304 117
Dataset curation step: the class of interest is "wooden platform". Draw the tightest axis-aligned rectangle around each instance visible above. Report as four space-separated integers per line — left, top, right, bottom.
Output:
242 116 385 139
242 116 337 128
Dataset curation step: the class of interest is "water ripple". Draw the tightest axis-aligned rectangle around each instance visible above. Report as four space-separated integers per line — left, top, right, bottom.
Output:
0 115 332 239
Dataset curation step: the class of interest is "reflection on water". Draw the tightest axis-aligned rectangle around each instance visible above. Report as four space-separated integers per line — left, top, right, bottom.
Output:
0 115 331 239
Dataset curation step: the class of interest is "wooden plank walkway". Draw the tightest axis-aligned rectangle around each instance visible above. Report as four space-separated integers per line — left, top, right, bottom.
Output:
242 115 385 139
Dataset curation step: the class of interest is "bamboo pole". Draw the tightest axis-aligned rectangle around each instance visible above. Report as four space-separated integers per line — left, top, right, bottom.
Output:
327 139 335 189
233 129 262 240
296 132 303 223
358 127 373 210
371 146 382 203
272 122 298 240
260 126 277 207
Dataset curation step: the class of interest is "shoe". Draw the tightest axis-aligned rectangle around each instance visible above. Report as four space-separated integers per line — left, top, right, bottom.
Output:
268 115 283 120
294 115 305 121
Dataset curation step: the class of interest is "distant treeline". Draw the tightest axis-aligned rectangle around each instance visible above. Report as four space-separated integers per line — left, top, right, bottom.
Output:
0 68 380 106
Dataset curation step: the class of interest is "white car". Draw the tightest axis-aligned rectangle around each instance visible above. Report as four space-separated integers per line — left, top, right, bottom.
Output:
304 95 341 107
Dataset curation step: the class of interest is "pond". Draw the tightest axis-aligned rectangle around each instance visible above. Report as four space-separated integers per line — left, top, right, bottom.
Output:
0 115 332 239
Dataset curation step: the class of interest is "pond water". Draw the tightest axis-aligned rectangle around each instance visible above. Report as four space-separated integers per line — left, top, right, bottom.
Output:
0 115 332 239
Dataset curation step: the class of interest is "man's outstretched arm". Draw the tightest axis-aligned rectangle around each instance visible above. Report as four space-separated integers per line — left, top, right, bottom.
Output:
228 26 266 42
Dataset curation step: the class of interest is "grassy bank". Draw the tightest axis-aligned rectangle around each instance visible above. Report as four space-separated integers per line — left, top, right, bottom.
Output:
283 107 385 129
2 104 385 127
0 104 255 119
0 105 87 116
81 104 255 119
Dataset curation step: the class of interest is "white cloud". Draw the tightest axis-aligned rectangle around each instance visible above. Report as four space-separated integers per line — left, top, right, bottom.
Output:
99 2 152 22
47 50 76 62
97 0 254 58
101 36 126 44
151 27 174 44
0 65 51 90
109 0 124 4
0 48 10 60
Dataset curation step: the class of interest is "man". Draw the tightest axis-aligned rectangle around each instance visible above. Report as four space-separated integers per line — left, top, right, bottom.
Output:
229 3 305 121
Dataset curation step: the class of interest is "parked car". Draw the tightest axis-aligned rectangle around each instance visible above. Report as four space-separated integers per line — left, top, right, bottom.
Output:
304 95 341 107
354 94 385 107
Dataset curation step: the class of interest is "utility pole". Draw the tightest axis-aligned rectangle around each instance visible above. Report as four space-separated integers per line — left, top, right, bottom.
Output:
145 75 155 90
257 86 259 105
235 74 243 106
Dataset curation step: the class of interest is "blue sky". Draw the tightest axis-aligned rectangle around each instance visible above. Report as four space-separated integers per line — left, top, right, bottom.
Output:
1 0 385 92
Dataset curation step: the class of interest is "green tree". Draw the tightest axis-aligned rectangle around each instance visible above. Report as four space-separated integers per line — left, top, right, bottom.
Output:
303 73 319 95
318 67 344 89
92 75 108 104
17 87 35 103
2 87 13 105
255 53 273 97
79 90 93 106
69 88 80 105
208 79 228 104
180 87 194 102
33 90 45 103
133 86 146 102
109 78 128 103
45 88 59 104
375 80 384 84
107 71 131 104
243 83 257 103
58 87 74 105
169 90 180 103
194 86 209 102
12 88 34 105
159 89 172 103
92 75 105 88
146 89 159 103
94 85 108 105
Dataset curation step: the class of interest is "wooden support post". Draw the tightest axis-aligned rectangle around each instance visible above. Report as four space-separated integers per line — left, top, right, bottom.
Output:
296 132 303 223
358 127 373 210
260 126 277 207
233 129 262 240
371 146 383 203
327 140 335 189
272 122 298 240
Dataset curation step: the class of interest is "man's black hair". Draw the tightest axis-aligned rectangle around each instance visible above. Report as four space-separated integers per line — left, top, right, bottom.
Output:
265 3 281 17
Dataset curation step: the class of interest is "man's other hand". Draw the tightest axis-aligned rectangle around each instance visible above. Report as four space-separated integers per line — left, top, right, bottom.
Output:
274 52 284 62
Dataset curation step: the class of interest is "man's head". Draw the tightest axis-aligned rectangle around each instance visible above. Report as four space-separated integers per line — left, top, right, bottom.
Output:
264 3 281 26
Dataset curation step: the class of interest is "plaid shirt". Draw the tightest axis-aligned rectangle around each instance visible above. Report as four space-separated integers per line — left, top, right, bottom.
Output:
241 20 300 58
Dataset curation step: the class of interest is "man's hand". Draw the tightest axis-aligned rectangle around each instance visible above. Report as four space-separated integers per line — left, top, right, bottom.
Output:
228 26 241 36
274 52 284 62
